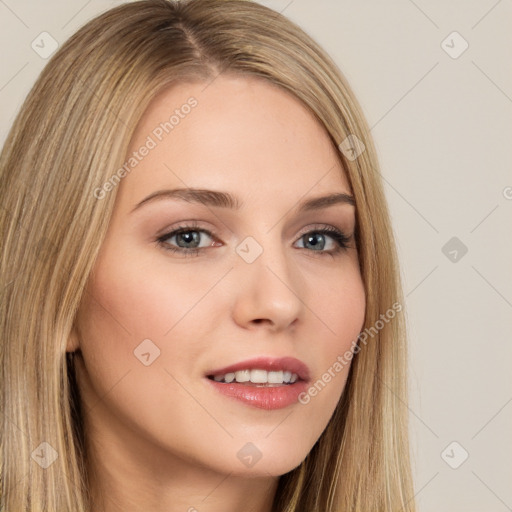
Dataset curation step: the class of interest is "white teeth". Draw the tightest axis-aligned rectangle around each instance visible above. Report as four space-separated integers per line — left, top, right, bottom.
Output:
250 369 267 383
211 369 299 385
234 370 250 382
267 370 284 383
223 372 235 383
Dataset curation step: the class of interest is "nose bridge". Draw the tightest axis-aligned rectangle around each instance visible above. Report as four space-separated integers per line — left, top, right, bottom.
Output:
236 227 292 283
231 229 304 329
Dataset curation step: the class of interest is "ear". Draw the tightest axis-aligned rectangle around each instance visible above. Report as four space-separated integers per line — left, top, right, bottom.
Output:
66 323 81 353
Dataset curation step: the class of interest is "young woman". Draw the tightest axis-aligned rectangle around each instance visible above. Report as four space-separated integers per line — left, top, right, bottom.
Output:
0 1 415 510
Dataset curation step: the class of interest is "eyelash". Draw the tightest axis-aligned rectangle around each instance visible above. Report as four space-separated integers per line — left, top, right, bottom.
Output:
156 222 351 258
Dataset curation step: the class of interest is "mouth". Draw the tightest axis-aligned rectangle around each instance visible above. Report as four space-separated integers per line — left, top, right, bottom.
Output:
206 370 300 386
204 356 310 410
205 356 310 386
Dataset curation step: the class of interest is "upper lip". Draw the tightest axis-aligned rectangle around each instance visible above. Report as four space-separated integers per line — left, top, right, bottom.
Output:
206 356 311 382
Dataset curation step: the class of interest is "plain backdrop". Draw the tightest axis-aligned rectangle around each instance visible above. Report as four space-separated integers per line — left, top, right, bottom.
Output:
1 1 511 510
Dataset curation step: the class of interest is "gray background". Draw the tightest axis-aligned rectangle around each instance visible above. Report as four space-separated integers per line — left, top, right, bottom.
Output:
1 1 511 510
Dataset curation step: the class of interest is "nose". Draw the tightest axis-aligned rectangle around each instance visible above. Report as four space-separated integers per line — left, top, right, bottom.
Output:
230 240 304 332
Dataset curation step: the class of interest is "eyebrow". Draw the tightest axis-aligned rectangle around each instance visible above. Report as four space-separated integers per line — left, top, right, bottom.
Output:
130 187 355 214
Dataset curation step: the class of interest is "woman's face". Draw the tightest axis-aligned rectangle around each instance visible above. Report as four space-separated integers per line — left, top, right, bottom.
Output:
71 74 366 479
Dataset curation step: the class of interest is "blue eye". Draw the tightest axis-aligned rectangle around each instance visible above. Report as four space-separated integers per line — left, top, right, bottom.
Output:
157 224 216 257
295 227 350 253
156 224 351 257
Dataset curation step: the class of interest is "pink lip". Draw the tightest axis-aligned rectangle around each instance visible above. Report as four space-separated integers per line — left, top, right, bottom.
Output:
205 378 309 410
206 356 310 382
204 356 311 410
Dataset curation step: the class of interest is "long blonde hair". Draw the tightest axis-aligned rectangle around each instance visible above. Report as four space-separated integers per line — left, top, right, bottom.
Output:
0 1 415 510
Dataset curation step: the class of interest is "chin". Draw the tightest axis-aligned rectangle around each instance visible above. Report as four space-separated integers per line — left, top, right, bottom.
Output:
225 451 307 478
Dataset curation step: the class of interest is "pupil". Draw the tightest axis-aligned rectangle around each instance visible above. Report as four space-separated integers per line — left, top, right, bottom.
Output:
305 233 325 250
177 231 200 248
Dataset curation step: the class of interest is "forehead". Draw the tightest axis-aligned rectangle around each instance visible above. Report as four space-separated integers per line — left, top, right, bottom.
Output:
118 74 350 210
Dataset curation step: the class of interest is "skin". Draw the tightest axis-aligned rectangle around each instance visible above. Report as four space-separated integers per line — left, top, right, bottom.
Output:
69 74 366 512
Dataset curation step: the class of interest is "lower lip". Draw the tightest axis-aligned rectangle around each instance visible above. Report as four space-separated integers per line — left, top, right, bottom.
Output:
205 378 309 410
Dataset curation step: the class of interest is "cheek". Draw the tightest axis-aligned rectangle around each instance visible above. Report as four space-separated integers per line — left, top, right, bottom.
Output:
299 256 365 408
82 251 220 340
75 249 231 397
323 268 365 333
306 252 366 347
73 254 228 443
